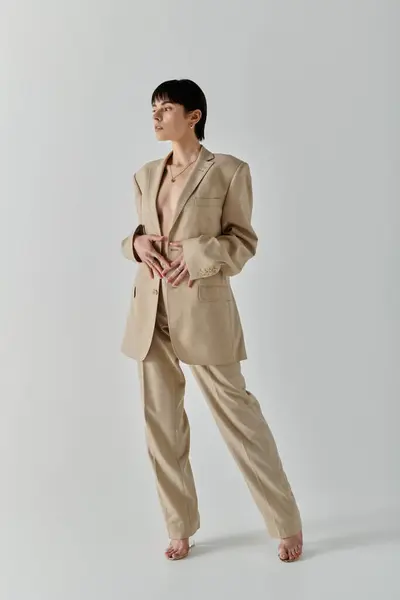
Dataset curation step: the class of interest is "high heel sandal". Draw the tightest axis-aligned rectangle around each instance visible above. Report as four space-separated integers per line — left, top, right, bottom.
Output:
165 538 195 561
278 547 302 562
278 533 303 563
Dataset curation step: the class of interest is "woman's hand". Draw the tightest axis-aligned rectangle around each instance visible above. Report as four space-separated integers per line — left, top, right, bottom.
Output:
134 234 171 279
161 241 194 288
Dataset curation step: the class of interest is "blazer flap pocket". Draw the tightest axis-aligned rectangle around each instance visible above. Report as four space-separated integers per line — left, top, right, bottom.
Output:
198 284 232 302
194 196 224 207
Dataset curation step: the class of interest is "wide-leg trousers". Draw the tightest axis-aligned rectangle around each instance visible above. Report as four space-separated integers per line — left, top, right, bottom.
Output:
137 278 302 540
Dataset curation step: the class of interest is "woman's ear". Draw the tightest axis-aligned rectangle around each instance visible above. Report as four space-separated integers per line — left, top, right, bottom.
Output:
191 109 202 127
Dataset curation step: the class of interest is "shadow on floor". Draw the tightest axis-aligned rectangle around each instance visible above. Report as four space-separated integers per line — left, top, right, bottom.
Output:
191 508 400 562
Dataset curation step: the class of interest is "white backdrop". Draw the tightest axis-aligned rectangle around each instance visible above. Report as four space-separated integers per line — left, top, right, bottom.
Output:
1 1 399 599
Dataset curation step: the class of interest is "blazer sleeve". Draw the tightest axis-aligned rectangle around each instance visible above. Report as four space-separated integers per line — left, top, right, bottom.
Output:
181 161 258 279
121 173 145 262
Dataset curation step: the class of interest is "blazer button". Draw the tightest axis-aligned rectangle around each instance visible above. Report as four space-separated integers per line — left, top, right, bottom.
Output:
152 289 158 295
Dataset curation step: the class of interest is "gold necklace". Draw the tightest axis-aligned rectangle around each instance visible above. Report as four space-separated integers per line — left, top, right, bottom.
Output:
169 147 201 183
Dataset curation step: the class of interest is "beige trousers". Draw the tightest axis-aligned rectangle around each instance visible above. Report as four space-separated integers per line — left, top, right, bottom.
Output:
137 279 302 540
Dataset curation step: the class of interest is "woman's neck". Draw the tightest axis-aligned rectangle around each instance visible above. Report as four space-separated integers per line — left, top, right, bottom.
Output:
170 138 202 167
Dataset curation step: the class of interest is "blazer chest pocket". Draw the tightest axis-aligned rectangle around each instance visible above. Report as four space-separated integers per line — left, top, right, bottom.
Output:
194 196 224 207
198 284 232 302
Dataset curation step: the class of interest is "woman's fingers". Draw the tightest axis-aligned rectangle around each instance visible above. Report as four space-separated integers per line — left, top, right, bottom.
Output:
169 265 190 287
145 255 164 278
165 261 184 281
145 250 170 274
162 262 178 277
145 263 154 278
175 269 190 287
153 251 170 271
140 242 192 287
144 261 192 287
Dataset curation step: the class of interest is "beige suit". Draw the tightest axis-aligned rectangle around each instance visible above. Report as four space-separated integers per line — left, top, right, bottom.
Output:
120 145 302 541
121 145 257 364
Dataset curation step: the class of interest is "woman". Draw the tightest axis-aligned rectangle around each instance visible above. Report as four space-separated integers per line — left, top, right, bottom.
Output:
121 78 303 562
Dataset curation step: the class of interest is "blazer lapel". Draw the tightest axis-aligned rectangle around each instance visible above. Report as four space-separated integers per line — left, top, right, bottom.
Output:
147 150 172 236
147 145 215 237
170 145 215 234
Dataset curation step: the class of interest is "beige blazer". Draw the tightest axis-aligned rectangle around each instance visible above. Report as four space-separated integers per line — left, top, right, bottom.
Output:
120 145 258 365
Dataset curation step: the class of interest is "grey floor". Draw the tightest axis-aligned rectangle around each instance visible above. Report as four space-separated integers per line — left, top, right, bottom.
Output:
4 508 400 600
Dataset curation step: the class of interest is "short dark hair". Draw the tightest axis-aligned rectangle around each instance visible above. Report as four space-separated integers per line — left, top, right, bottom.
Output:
151 79 207 141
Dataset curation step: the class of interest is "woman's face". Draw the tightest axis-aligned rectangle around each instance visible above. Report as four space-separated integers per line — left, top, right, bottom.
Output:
152 98 199 141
